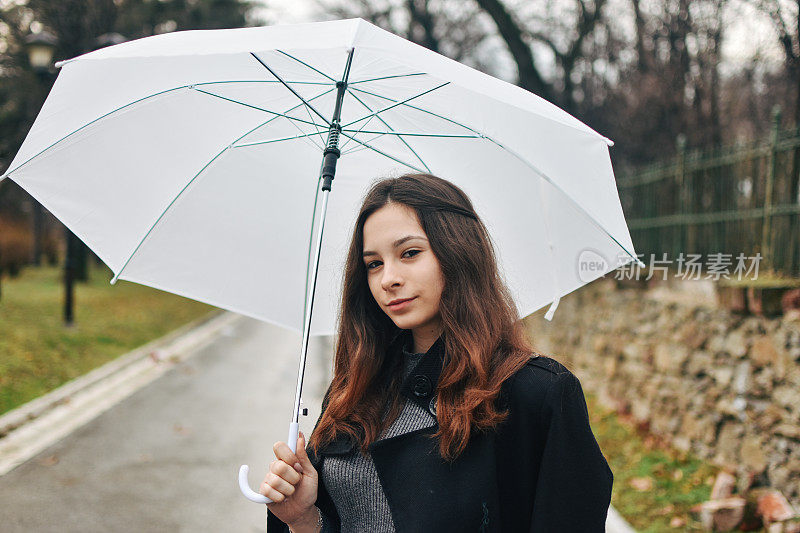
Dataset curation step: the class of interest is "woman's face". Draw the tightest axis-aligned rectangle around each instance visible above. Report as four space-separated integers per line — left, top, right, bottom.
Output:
362 202 445 337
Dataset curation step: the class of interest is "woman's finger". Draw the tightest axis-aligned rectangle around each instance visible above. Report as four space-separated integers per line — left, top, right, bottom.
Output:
269 458 302 485
272 441 300 471
294 431 313 472
264 472 296 498
259 480 287 502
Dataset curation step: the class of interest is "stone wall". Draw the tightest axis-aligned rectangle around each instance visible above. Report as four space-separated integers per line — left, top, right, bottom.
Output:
525 277 800 510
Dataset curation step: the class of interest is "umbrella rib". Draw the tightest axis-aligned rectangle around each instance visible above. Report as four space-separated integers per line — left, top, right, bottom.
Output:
250 52 331 127
298 97 327 150
110 86 336 284
234 131 329 149
351 85 614 147
349 86 480 136
340 130 480 138
2 85 186 178
337 113 376 152
349 72 427 84
194 79 335 86
192 87 322 129
280 110 325 151
341 132 388 155
343 87 639 265
338 131 426 173
276 50 337 83
341 82 450 129
1 80 339 180
233 86 335 149
343 88 431 173
483 136 642 266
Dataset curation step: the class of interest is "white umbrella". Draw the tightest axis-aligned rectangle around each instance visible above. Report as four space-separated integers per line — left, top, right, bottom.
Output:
1 18 643 503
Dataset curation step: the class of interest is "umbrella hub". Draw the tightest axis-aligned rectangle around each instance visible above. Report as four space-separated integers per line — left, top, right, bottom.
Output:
322 79 349 191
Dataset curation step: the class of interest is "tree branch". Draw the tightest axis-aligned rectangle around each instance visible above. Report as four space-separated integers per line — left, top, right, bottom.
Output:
473 0 554 101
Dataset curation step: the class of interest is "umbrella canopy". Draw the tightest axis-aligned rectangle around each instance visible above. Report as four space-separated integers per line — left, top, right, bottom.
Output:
2 17 641 336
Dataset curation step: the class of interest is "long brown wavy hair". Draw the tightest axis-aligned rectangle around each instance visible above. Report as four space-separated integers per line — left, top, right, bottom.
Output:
308 173 535 462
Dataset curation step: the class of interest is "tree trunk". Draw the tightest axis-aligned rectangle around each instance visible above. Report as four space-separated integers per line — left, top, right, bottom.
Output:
473 0 554 102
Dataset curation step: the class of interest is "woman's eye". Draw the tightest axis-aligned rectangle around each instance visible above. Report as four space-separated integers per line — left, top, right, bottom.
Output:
365 250 419 270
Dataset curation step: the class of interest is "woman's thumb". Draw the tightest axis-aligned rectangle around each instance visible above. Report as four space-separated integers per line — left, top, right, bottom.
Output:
295 431 313 469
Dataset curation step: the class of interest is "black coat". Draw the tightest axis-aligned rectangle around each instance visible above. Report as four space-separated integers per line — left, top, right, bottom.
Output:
267 331 613 532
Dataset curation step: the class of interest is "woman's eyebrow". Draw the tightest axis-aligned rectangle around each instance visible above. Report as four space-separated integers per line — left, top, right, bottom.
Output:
363 235 428 257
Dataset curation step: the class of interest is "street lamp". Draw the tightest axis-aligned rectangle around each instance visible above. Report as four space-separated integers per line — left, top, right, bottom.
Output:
24 31 58 269
23 30 127 325
24 31 58 74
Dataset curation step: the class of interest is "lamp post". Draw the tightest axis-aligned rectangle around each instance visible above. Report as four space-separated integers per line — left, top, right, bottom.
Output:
24 31 58 73
25 32 76 325
24 30 126 326
24 32 58 267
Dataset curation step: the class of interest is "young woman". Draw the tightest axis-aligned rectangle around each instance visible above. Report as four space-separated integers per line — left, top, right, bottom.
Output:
262 173 613 532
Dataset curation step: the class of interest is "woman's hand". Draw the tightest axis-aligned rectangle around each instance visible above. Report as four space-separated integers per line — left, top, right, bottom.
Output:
261 431 319 528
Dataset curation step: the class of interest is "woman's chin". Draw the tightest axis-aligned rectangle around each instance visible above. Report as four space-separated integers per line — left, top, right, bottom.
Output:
390 315 418 330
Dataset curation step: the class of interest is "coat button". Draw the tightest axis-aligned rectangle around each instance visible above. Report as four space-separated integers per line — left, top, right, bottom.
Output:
412 375 432 398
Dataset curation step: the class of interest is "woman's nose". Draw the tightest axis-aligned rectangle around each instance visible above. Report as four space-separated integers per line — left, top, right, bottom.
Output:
380 261 403 290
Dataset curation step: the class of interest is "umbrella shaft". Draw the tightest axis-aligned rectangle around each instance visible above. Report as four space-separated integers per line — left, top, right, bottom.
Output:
292 186 331 423
292 48 354 424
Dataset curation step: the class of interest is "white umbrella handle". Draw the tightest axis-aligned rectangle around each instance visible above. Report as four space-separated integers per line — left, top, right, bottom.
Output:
238 422 300 504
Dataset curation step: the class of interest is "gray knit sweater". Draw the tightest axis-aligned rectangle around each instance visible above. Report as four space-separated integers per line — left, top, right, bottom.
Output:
318 345 437 533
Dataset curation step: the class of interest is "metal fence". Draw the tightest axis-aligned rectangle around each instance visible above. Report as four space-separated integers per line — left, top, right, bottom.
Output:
617 107 800 279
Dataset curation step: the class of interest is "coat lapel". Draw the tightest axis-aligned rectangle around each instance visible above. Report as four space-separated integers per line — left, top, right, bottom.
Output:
303 330 515 532
313 329 447 460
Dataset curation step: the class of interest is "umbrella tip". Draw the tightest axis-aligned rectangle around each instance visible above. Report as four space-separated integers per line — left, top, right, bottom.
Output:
544 297 560 321
603 136 615 147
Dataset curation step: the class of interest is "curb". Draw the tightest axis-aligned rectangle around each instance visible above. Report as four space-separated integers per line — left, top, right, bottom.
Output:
0 310 244 476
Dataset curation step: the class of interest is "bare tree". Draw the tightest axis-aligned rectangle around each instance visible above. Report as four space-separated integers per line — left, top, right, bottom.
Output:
471 0 555 102
317 0 494 66
313 0 791 168
755 0 800 125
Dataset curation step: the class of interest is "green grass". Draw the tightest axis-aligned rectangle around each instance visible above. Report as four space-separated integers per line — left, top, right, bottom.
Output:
0 263 216 415
586 393 721 531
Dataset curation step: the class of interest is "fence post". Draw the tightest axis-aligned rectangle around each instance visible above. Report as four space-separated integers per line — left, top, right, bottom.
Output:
676 134 687 261
762 106 781 275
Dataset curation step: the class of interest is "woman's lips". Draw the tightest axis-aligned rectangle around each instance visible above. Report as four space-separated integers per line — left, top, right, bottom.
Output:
388 297 416 311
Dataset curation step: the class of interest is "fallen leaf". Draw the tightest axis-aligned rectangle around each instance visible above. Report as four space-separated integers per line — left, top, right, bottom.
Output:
629 476 653 491
669 516 686 528
59 476 79 486
656 504 675 516
37 454 59 466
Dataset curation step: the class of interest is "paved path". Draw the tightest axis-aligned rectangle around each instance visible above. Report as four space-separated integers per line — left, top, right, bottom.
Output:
0 316 634 532
0 317 332 533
